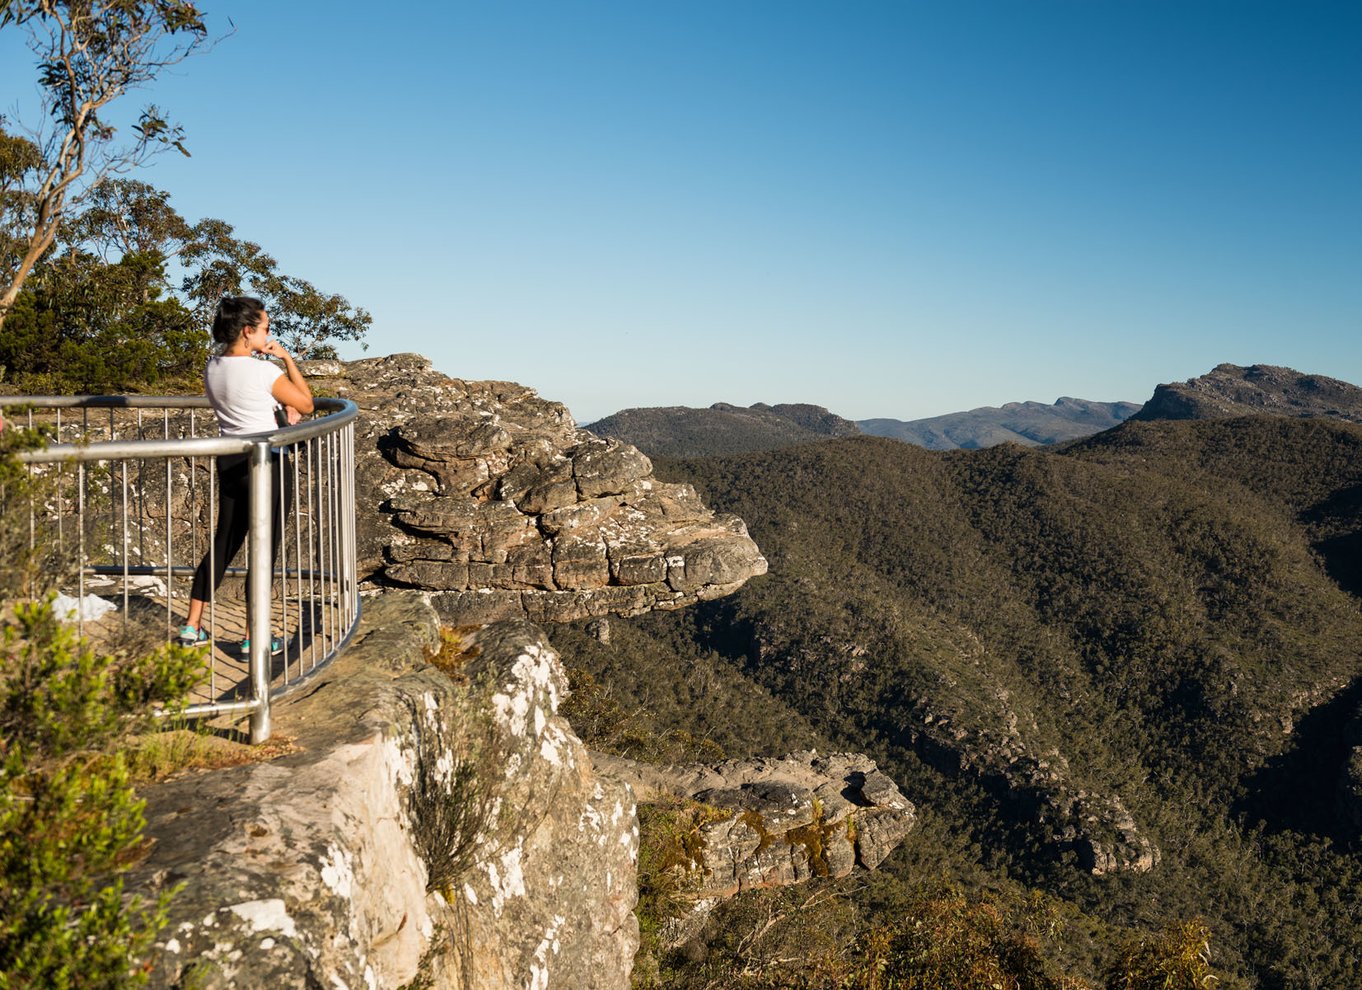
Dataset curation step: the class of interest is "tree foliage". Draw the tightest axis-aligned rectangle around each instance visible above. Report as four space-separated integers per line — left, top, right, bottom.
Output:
0 0 209 325
0 167 371 390
179 215 371 359
0 597 203 988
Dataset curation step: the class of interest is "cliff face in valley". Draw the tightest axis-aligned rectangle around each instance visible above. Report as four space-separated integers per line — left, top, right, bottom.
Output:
303 354 768 625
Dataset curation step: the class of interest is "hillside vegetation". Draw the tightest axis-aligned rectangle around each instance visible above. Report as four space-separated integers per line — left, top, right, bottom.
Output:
557 416 1362 988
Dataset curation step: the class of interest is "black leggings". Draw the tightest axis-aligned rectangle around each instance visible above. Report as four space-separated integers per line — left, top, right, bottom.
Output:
190 451 294 603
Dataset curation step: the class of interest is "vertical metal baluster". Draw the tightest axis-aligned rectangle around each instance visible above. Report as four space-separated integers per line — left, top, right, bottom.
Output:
121 426 130 630
314 433 326 663
208 454 217 701
164 408 173 635
347 423 357 631
77 460 86 638
306 435 319 672
291 444 303 682
325 431 335 666
276 442 288 685
321 431 334 657
340 424 351 631
26 408 35 597
248 441 273 743
55 407 63 556
189 409 198 628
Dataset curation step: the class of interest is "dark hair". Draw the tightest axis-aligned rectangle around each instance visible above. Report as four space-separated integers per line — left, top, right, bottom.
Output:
211 296 266 346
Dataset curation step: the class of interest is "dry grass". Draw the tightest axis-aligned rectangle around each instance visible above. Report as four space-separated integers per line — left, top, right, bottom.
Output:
123 728 297 783
426 625 481 682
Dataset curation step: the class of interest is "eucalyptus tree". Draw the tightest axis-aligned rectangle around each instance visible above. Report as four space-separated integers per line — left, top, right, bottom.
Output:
0 0 210 330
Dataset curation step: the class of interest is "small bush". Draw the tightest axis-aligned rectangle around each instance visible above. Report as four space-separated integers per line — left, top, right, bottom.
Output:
0 599 203 987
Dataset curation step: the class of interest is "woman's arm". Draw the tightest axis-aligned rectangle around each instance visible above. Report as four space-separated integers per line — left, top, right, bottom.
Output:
259 340 315 414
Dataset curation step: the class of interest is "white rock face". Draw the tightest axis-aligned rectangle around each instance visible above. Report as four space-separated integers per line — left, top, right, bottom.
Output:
126 593 638 990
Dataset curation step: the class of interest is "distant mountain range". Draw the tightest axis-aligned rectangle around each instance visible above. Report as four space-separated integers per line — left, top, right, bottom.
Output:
859 396 1142 450
583 402 859 458
586 364 1362 458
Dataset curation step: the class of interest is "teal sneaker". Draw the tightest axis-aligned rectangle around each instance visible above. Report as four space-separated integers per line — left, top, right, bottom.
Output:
176 625 209 648
239 636 284 657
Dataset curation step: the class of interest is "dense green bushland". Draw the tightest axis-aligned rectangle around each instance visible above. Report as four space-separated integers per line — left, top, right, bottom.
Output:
556 418 1362 988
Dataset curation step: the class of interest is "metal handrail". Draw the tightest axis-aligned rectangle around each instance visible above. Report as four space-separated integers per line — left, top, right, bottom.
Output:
5 394 361 743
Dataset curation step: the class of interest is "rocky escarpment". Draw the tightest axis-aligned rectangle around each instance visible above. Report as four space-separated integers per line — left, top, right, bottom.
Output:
303 355 767 625
127 593 638 990
125 592 918 988
596 751 915 945
1131 363 1362 424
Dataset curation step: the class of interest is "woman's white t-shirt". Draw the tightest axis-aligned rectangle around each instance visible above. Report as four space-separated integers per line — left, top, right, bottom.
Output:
205 355 284 436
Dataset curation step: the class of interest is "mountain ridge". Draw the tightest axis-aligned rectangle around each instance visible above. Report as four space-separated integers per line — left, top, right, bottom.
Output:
584 401 859 458
860 395 1143 450
1131 362 1362 423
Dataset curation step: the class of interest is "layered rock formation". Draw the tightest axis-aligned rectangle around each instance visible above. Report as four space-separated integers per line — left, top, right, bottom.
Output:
128 594 638 989
1131 363 1362 423
597 751 914 944
302 355 767 624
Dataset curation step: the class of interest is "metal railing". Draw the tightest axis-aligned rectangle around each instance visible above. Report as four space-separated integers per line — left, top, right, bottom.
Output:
5 394 361 743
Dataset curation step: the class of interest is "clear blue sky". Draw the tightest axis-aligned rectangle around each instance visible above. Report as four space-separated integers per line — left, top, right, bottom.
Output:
4 1 1360 423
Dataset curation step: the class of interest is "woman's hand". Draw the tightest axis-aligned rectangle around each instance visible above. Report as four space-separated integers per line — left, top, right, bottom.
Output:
255 337 290 361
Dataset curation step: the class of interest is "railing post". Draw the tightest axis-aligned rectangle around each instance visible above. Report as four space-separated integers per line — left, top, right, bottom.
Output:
248 439 273 744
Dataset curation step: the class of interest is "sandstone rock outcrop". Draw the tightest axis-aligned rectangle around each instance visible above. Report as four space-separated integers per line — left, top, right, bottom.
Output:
594 751 915 945
128 593 638 990
303 355 767 625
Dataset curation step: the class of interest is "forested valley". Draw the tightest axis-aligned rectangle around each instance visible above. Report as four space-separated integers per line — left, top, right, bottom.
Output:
557 417 1362 989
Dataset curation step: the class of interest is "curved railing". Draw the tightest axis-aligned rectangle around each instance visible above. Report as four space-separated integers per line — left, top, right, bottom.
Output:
4 395 360 743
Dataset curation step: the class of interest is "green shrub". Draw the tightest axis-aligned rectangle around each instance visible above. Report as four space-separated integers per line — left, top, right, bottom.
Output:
0 599 202 987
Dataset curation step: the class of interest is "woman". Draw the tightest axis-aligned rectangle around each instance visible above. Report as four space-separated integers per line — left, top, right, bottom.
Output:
178 296 313 653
